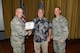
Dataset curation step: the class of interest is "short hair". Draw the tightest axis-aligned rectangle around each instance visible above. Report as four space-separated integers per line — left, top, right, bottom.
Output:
15 8 22 12
55 6 61 10
38 8 44 13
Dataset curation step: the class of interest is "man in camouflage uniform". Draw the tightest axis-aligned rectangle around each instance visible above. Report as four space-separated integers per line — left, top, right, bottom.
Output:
52 7 69 53
10 8 31 53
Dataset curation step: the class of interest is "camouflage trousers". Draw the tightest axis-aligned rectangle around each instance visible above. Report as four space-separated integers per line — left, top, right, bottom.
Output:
12 43 25 53
53 40 66 53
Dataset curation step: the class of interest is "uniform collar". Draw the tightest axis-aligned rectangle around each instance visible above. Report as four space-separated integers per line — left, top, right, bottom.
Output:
55 15 62 20
15 16 22 21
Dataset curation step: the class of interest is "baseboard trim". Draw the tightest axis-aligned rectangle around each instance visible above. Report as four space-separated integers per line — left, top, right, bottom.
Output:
0 30 4 32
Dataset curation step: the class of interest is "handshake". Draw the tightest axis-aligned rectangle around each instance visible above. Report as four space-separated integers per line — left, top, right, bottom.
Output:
25 27 32 35
27 30 32 35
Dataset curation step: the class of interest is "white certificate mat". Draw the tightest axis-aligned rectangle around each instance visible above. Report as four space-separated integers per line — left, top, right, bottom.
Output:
25 21 34 30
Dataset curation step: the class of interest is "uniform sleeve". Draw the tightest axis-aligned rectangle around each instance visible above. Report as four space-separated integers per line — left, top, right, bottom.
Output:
61 18 69 41
52 18 54 29
14 22 28 36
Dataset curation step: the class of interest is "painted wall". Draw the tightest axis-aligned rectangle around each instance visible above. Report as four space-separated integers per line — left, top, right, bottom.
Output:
0 0 6 40
0 0 4 31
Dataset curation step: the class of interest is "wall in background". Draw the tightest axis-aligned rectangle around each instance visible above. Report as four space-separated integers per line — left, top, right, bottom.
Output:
0 0 4 31
2 0 80 39
2 0 20 38
24 0 80 39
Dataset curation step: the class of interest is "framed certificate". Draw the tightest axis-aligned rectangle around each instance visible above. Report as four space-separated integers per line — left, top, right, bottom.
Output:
25 21 34 30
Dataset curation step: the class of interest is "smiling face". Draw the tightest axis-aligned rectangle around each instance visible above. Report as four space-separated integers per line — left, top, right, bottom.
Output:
15 8 23 18
54 7 61 16
38 9 44 20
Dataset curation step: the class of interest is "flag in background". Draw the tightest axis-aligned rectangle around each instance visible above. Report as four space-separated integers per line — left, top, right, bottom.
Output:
20 0 26 23
20 0 24 14
40 0 43 8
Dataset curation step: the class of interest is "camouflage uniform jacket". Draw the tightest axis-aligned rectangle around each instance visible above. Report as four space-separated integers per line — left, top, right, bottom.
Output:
52 15 69 41
10 16 28 46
